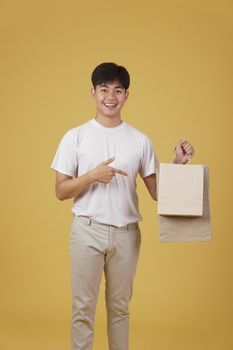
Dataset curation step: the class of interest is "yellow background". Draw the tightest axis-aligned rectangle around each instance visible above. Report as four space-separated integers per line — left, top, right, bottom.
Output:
1 0 233 349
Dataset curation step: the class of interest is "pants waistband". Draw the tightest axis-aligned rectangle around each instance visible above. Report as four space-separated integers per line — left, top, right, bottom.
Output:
76 215 139 231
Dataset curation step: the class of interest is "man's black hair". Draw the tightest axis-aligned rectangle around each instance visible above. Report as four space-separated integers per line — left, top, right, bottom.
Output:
91 62 130 90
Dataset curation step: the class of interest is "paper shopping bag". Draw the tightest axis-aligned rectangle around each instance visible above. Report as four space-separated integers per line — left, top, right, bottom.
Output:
157 165 211 242
157 163 204 216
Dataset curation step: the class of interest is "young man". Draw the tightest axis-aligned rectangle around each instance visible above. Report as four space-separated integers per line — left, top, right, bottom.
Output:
51 62 194 350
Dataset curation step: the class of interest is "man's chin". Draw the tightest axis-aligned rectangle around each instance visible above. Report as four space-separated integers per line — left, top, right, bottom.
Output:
103 111 120 118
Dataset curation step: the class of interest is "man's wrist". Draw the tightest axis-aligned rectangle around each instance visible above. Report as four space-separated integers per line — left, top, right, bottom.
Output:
86 170 96 183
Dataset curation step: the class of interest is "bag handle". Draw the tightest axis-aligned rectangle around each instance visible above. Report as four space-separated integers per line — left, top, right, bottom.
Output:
172 149 192 164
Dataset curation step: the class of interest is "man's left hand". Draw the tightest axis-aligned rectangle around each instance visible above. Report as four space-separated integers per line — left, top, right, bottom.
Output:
174 139 195 164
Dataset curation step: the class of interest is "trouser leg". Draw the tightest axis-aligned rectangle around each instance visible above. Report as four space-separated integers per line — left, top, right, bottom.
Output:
69 216 105 350
104 225 141 350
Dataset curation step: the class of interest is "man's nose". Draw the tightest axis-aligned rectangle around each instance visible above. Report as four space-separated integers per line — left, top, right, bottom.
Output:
106 90 116 99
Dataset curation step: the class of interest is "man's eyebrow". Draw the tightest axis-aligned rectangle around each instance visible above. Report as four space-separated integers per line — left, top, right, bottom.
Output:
99 83 124 89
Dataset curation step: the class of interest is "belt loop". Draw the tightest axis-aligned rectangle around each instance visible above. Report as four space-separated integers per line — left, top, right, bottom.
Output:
127 224 129 230
88 218 92 226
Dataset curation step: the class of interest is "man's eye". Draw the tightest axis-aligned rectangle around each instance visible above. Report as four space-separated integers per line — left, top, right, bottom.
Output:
116 90 123 94
100 89 107 92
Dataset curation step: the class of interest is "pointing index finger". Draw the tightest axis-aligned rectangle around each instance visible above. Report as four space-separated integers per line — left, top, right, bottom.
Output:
112 168 128 176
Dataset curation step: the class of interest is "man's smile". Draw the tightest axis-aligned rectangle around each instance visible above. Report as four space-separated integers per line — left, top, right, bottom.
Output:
104 102 118 108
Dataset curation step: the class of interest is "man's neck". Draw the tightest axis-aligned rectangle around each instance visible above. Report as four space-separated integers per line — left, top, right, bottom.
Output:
95 115 123 128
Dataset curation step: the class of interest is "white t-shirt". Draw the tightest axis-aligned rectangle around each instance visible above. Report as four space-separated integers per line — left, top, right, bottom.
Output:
51 118 159 226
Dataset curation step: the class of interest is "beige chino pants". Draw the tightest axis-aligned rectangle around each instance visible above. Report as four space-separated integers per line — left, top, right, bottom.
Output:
69 215 141 350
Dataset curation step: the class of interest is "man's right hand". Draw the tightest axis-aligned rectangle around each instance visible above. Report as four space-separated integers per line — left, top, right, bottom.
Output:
88 157 128 183
55 157 128 201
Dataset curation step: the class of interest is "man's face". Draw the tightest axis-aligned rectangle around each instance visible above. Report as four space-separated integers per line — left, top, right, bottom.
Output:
92 81 129 119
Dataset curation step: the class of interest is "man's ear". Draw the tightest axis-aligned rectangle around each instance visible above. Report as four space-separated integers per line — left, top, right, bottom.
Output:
91 87 95 97
125 90 129 99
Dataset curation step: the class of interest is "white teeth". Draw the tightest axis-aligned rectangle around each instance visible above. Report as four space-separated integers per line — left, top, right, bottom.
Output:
104 103 117 107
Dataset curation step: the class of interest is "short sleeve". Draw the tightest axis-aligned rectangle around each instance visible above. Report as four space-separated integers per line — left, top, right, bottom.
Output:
139 136 159 178
50 129 78 177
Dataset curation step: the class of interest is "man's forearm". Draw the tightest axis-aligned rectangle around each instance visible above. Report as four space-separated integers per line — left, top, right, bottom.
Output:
56 172 94 201
143 174 157 201
56 158 128 201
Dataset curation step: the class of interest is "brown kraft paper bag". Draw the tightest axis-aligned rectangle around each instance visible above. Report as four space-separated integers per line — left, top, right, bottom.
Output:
157 163 204 216
157 165 211 242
